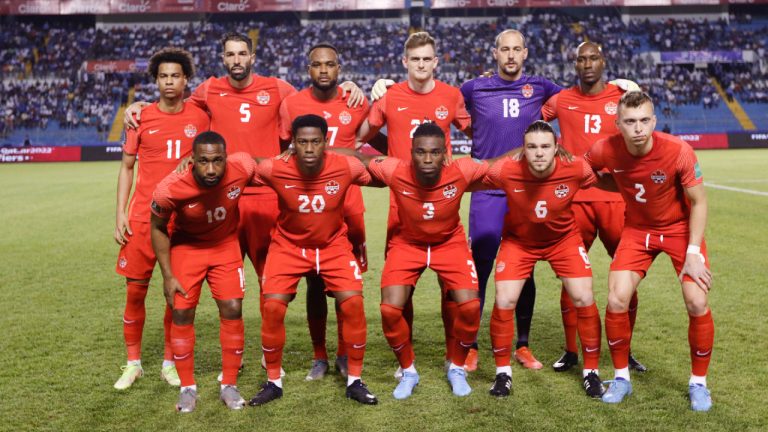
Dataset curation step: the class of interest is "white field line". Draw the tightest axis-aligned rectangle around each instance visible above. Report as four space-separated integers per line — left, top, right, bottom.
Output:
704 182 768 197
707 179 768 184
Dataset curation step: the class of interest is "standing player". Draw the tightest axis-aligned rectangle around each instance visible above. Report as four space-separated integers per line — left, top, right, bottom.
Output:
460 29 562 370
360 123 485 399
484 121 604 398
278 43 370 381
113 48 210 390
542 42 646 373
360 31 472 376
585 92 714 411
248 115 377 406
150 132 255 412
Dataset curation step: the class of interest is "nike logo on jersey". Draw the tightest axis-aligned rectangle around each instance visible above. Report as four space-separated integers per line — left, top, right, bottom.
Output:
567 106 579 110
608 339 624 346
401 190 414 195
188 203 198 208
613 169 625 173
148 129 160 134
219 92 228 96
397 107 408 111
514 188 525 193
284 184 297 189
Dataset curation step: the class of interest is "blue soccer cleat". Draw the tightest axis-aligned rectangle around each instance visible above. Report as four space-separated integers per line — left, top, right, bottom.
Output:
447 368 472 397
689 384 712 412
601 378 633 404
393 371 419 400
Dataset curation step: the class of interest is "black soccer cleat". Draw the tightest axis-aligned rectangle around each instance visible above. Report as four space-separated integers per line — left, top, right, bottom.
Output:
248 382 283 406
628 352 648 373
346 379 378 405
552 351 579 372
583 372 605 398
489 373 512 397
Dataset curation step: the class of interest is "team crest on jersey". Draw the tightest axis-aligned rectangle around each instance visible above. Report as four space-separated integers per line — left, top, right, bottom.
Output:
227 186 241 199
521 84 534 98
435 105 449 120
325 180 340 195
443 184 458 199
651 170 667 184
184 124 197 138
118 257 127 269
496 261 506 273
554 184 570 198
339 111 352 125
257 90 270 105
604 101 618 115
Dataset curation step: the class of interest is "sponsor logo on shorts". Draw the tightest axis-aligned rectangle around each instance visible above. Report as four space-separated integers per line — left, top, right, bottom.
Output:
339 111 352 125
521 84 534 98
443 184 458 199
554 183 570 198
325 180 340 195
184 124 197 138
604 101 618 115
435 105 449 120
119 257 128 268
227 186 241 200
651 169 667 184
496 261 506 273
256 90 270 105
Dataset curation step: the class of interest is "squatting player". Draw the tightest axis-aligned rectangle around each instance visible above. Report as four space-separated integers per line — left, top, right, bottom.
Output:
460 29 562 370
585 92 714 411
150 131 256 412
113 48 210 390
542 41 646 373
278 43 370 381
359 123 486 399
484 121 604 399
248 115 377 406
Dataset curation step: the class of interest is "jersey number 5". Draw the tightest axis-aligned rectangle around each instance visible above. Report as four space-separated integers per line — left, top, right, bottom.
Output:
239 103 250 123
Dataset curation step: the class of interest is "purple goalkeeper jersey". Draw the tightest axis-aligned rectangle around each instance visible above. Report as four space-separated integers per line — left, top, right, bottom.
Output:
460 74 562 160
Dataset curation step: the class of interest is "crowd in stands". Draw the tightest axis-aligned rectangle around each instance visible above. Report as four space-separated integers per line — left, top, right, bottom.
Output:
1 11 766 142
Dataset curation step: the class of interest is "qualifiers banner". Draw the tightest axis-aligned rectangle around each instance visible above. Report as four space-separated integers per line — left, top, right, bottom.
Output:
727 131 768 149
677 133 729 149
0 147 81 163
429 0 767 7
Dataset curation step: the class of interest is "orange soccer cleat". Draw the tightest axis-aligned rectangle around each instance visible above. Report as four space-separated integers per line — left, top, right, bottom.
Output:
514 346 543 370
464 348 479 372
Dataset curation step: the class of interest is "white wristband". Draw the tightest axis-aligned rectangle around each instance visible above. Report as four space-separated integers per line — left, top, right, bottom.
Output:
686 245 701 255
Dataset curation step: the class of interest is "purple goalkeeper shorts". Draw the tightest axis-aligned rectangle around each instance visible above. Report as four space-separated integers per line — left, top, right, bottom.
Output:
468 191 508 262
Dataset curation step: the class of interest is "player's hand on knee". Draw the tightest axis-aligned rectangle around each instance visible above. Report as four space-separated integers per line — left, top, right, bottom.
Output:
163 276 187 309
370 79 395 101
175 156 194 174
680 254 712 293
340 81 365 107
114 215 132 245
123 101 150 130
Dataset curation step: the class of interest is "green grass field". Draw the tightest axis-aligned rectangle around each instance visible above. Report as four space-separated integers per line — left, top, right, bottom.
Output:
1 149 767 431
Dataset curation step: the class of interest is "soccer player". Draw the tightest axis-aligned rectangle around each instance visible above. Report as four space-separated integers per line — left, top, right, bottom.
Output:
460 29 562 370
113 47 210 390
484 120 604 398
150 131 255 412
359 31 472 376
542 42 646 373
248 115 377 406
358 123 485 399
585 92 714 411
278 43 370 381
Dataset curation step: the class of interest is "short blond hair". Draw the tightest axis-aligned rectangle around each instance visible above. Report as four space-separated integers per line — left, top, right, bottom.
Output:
404 31 436 56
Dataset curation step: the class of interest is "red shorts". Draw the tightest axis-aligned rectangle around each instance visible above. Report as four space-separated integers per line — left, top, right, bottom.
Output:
495 233 593 281
171 240 245 310
611 227 710 282
344 212 368 273
381 235 479 291
238 194 279 278
572 200 625 256
262 234 363 295
116 221 156 280
385 192 400 256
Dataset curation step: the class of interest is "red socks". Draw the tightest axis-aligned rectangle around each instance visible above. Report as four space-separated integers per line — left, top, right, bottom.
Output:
605 309 631 370
170 322 195 387
560 288 578 354
576 303 601 370
628 291 639 333
380 303 414 368
451 299 480 367
261 298 288 381
689 309 714 377
335 302 346 357
123 281 149 361
490 306 515 367
339 296 367 377
219 318 244 386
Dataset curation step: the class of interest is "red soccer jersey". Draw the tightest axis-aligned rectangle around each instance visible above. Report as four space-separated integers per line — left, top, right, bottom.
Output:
123 102 210 222
253 152 371 248
151 152 256 247
367 157 488 245
542 83 624 202
484 156 597 247
278 87 369 149
190 75 296 194
367 80 471 160
585 131 704 235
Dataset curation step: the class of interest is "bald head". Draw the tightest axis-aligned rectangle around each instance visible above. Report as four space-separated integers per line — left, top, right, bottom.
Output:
493 29 528 81
575 41 605 87
495 29 526 49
